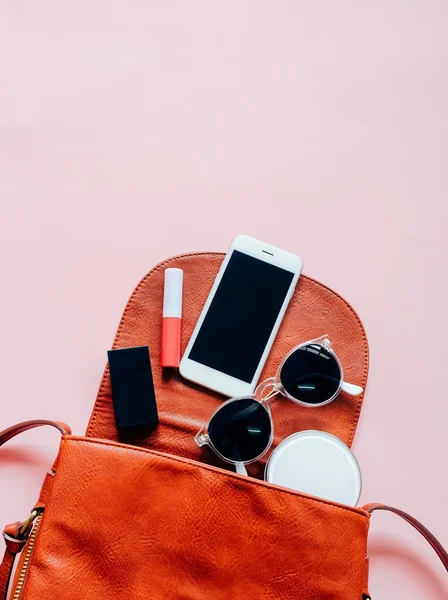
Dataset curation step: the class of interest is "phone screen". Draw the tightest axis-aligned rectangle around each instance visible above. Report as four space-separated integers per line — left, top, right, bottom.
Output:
188 250 295 383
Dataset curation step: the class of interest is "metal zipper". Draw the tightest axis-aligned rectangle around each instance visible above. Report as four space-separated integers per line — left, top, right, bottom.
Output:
12 510 44 600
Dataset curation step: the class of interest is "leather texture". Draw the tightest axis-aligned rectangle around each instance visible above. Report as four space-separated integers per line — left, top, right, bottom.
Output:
11 436 371 600
1 423 447 599
87 253 369 479
0 522 23 599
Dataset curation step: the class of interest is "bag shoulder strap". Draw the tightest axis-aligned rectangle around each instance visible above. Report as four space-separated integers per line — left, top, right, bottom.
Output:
0 420 70 447
364 503 448 571
0 420 70 600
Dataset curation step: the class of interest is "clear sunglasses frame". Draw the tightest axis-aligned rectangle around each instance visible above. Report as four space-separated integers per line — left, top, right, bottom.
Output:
195 335 363 474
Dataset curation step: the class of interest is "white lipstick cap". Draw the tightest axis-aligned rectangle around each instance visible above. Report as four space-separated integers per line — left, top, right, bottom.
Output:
163 268 183 318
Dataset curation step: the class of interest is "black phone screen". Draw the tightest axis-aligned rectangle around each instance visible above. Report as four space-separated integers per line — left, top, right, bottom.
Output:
188 250 295 383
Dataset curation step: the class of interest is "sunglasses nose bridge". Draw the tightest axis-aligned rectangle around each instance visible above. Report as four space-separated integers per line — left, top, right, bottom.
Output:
255 377 279 402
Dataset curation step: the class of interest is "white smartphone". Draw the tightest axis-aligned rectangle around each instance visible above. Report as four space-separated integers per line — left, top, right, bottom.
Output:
179 235 303 397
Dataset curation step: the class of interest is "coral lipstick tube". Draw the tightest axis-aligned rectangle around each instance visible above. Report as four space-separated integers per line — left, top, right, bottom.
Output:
161 268 183 367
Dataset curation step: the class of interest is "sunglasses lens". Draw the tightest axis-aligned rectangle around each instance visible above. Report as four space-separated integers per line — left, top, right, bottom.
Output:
208 397 272 463
280 344 341 405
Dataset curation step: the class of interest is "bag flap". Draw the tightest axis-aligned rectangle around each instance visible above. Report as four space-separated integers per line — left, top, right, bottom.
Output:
87 252 369 480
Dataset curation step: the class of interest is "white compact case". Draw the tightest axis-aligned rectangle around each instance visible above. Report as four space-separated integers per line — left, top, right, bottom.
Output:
265 431 362 506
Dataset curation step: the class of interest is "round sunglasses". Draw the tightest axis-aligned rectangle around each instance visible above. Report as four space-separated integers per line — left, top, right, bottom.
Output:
195 336 363 474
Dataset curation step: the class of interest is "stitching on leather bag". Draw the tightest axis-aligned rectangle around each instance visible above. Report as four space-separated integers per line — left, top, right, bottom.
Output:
63 436 370 520
87 252 369 448
302 276 369 446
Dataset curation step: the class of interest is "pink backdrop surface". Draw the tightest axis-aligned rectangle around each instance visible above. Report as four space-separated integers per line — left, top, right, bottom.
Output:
1 1 447 597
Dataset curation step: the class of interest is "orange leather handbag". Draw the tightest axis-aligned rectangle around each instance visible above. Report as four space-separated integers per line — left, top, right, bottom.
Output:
1 254 447 599
1 420 447 600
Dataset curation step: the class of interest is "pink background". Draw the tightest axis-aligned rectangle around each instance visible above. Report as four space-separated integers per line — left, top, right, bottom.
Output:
1 1 447 597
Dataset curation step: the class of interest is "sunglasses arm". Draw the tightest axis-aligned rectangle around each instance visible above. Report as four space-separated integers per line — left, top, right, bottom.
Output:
235 462 248 476
340 381 363 396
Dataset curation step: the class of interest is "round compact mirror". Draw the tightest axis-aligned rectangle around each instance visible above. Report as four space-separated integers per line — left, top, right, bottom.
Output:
265 430 362 506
